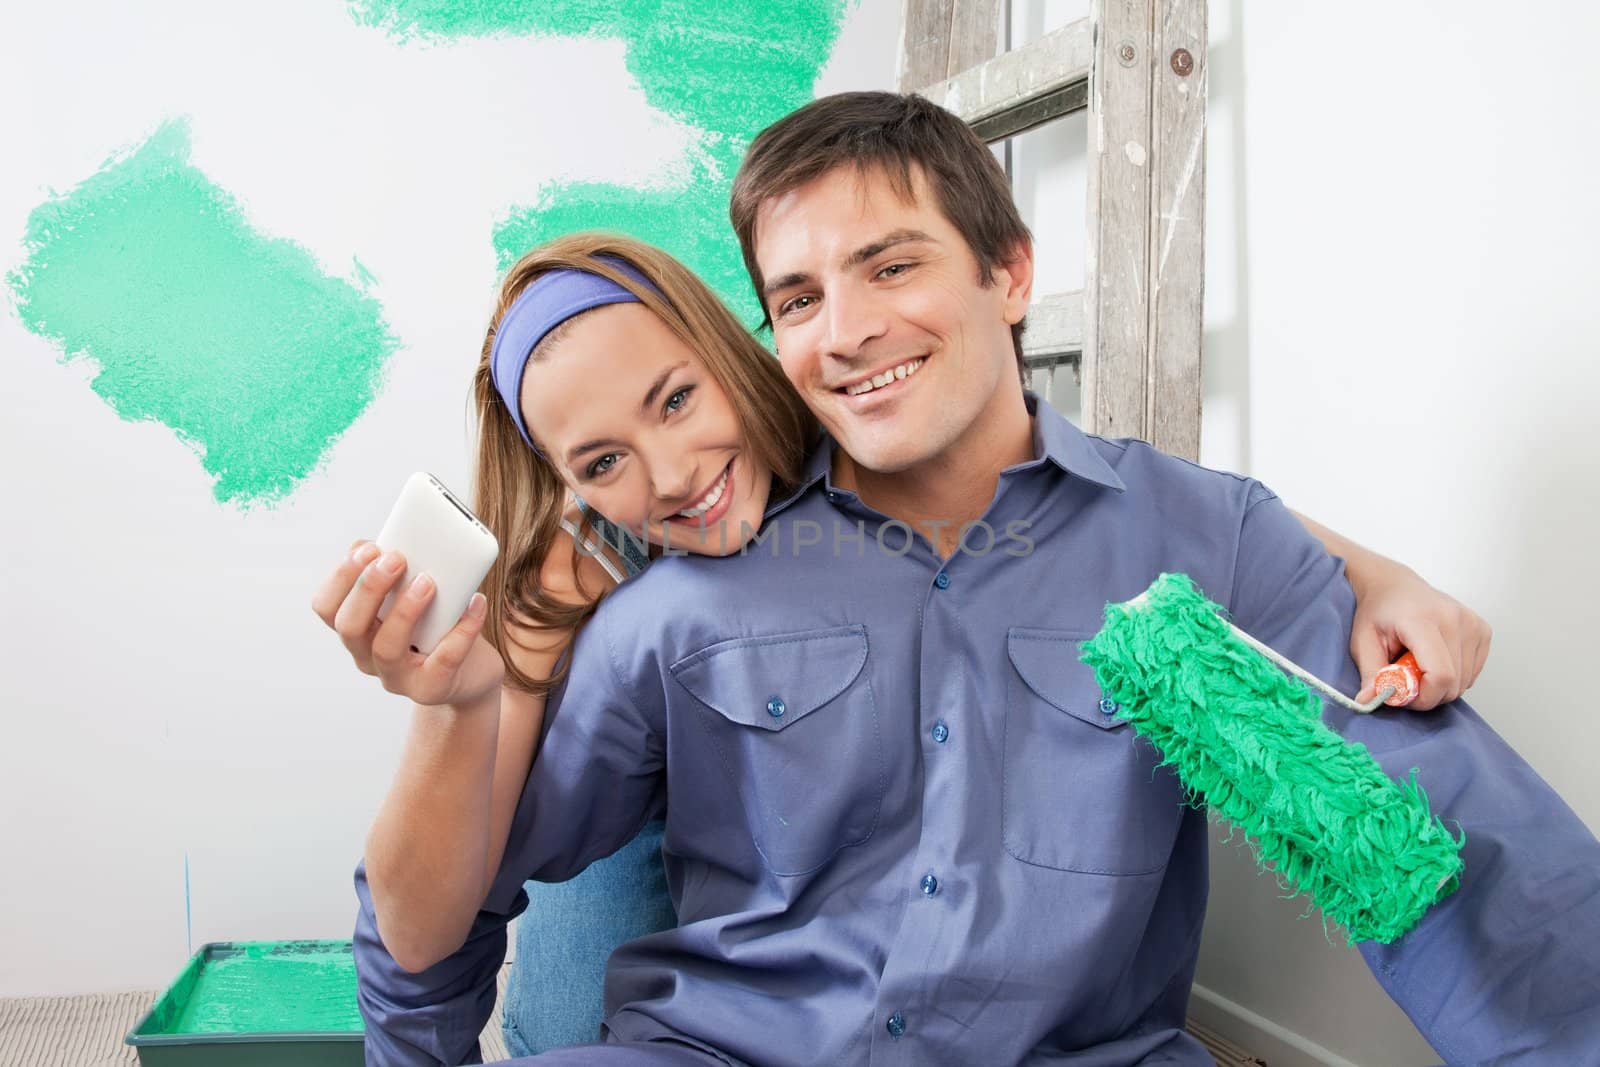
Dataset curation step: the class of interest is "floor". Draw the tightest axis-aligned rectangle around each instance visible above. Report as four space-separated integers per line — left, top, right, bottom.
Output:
1 972 1263 1065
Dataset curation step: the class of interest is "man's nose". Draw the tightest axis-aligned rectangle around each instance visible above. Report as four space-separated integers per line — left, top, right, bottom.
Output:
824 285 889 358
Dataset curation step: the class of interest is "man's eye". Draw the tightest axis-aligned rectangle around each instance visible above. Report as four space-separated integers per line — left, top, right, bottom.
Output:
779 295 816 317
665 386 693 413
877 262 911 279
587 454 618 478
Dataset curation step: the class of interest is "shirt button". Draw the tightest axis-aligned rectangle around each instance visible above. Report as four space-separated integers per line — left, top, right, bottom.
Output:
934 572 951 590
886 1012 906 1038
931 721 949 744
920 873 938 896
1098 696 1120 715
767 696 787 718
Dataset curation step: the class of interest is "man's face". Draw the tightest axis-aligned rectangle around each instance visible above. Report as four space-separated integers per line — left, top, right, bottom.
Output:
754 164 1031 475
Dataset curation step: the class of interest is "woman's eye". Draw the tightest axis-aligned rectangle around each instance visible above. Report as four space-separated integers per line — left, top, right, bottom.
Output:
587 454 618 478
665 386 694 413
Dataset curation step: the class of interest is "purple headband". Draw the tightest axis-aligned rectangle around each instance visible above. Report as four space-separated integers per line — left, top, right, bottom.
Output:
490 257 660 451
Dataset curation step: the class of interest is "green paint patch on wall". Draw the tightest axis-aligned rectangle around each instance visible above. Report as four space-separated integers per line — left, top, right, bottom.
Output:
494 177 752 324
349 0 851 326
7 119 397 508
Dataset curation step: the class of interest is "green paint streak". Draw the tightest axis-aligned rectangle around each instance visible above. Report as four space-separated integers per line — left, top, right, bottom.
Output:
143 941 361 1035
348 0 851 326
494 176 751 323
7 120 397 508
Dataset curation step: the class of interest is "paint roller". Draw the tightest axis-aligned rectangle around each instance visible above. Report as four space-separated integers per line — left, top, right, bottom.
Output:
1080 573 1462 944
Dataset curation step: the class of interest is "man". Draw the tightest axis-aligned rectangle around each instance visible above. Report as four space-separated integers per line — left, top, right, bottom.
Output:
355 93 1600 1064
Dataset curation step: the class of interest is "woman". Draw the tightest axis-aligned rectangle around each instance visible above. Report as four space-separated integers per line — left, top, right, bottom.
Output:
312 233 1490 1054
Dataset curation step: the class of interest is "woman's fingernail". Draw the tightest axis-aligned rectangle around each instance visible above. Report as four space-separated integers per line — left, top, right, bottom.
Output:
351 542 379 566
466 593 486 619
410 573 434 596
379 552 404 573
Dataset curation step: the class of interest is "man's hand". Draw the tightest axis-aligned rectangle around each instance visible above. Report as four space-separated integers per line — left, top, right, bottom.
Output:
1349 562 1492 710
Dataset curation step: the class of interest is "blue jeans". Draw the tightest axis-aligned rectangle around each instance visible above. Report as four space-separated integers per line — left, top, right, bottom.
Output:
502 820 676 1055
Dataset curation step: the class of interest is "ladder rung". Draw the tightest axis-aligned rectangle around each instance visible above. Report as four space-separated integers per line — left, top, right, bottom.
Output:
1024 352 1080 374
917 18 1092 143
1023 290 1083 365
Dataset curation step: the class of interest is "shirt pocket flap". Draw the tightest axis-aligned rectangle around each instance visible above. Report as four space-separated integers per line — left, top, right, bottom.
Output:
671 625 869 732
1007 627 1124 730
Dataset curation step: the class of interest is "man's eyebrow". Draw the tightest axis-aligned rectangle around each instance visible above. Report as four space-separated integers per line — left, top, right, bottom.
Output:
841 229 934 270
762 271 809 300
762 229 936 302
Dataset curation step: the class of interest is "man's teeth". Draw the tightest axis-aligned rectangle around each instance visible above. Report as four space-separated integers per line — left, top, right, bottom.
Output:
844 358 925 397
675 467 728 519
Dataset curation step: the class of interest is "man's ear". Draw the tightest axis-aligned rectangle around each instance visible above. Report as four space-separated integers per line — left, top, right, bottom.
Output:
995 238 1035 325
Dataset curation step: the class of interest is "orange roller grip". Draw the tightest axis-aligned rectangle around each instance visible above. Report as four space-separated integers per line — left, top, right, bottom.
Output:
1374 651 1422 707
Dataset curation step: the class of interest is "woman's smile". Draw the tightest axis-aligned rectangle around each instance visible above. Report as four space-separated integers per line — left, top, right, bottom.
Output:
665 458 735 528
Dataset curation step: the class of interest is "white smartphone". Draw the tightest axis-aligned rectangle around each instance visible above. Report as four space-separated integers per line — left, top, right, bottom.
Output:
373 472 500 655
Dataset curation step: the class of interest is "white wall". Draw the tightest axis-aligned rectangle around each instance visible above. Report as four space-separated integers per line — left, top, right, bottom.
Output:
0 0 898 998
1194 1 1600 1062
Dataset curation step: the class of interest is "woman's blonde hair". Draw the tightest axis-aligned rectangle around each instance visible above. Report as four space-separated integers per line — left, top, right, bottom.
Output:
471 232 816 693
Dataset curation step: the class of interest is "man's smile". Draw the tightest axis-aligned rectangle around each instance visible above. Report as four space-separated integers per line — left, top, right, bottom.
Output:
836 356 927 397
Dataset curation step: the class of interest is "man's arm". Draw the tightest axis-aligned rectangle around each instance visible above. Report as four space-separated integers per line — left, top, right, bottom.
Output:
1291 509 1492 709
1233 487 1600 1062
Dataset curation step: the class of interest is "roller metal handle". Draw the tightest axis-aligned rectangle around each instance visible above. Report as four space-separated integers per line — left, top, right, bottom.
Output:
1121 589 1421 714
1221 621 1408 714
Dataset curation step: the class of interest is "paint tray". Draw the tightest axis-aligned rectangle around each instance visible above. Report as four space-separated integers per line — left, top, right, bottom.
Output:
125 940 364 1066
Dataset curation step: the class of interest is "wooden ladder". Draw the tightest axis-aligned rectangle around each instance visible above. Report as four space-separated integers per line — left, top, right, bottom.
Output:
901 0 1206 461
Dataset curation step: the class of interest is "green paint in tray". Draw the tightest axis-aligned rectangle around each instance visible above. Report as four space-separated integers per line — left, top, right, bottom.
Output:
149 941 360 1034
128 941 364 1066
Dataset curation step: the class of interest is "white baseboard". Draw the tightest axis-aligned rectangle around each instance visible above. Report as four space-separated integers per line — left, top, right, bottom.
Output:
1188 983 1366 1067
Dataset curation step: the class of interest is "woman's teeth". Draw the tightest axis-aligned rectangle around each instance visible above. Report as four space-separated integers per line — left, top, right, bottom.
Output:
844 357 925 396
676 466 729 519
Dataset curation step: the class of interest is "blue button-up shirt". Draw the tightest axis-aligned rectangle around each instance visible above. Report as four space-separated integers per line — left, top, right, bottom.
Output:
354 399 1600 1065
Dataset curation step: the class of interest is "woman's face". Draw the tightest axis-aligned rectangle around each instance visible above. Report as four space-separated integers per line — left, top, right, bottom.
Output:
519 302 772 557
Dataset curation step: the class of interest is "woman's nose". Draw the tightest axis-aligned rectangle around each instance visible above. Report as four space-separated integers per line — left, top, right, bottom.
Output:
650 461 697 506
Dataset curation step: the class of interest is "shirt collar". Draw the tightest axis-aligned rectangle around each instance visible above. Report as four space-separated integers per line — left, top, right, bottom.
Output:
763 438 833 519
767 392 1124 520
1014 393 1126 492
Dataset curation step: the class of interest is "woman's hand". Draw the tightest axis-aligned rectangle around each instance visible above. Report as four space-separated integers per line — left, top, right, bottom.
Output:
311 540 505 711
1348 559 1492 710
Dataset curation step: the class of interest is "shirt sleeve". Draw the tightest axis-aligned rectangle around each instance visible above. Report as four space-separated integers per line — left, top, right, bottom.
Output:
352 859 524 1066
1229 483 1600 1063
483 597 669 911
352 603 668 1065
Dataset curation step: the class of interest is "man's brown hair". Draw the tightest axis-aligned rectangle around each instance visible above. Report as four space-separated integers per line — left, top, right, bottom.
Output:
730 91 1033 379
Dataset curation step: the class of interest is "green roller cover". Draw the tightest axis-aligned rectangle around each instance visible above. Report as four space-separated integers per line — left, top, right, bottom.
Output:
1080 573 1463 944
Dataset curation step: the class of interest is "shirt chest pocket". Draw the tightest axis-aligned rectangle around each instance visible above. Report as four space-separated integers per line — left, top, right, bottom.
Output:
1003 628 1186 876
671 625 884 877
